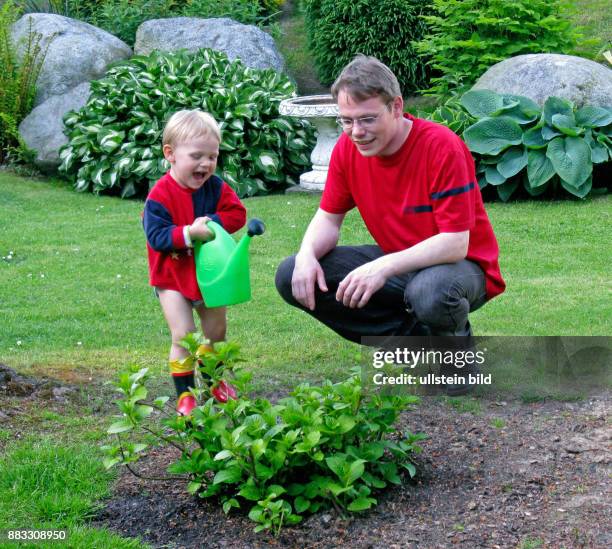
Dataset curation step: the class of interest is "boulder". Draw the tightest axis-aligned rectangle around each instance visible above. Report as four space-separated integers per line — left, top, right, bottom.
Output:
134 17 284 72
11 14 131 106
472 54 612 108
18 82 90 173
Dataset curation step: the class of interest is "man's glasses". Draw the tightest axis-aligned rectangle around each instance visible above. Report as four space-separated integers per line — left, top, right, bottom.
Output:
336 103 392 131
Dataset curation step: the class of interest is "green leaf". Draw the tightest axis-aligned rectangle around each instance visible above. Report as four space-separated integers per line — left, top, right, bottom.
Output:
551 114 584 137
402 461 417 478
546 137 592 188
485 165 506 186
542 125 562 141
464 117 523 155
107 418 133 434
497 147 528 178
213 467 242 485
187 481 202 495
325 454 348 479
294 496 310 513
584 130 609 164
379 462 401 484
222 498 240 514
103 456 121 469
575 106 612 128
347 459 366 485
560 175 592 198
238 484 262 501
522 127 548 149
527 149 556 188
460 89 503 118
337 415 356 433
496 179 519 202
543 96 574 126
347 496 376 512
214 450 233 461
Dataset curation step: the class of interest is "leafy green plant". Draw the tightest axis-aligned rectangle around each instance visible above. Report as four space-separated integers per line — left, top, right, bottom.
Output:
90 0 178 45
88 0 282 45
103 336 426 535
58 48 315 198
0 2 50 163
420 94 477 136
414 0 585 98
303 0 434 95
18 0 74 16
458 89 611 200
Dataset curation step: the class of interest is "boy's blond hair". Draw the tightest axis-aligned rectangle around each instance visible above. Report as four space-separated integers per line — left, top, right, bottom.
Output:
162 110 221 147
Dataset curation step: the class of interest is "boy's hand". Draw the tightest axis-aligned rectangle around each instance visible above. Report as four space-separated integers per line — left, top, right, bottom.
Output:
189 217 215 242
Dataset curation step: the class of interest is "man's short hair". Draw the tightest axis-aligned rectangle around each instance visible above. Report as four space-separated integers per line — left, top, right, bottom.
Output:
162 110 221 148
331 55 402 104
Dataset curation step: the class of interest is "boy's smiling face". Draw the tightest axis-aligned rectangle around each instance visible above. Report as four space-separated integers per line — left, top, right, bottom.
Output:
163 134 219 190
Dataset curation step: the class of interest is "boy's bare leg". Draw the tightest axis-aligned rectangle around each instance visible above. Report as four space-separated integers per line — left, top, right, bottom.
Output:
195 303 227 344
158 289 198 413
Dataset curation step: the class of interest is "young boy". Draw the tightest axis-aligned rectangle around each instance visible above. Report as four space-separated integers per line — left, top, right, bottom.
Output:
143 110 246 415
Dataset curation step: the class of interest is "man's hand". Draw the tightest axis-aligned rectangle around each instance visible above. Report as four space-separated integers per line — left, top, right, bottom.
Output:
336 259 389 308
189 217 214 242
291 253 328 311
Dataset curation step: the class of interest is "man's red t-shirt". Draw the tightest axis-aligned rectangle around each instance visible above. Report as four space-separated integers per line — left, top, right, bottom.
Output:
320 114 505 300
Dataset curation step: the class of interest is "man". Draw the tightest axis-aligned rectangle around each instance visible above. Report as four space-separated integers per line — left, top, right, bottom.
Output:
275 55 505 394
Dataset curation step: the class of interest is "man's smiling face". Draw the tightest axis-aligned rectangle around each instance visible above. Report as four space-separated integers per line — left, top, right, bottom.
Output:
337 91 402 157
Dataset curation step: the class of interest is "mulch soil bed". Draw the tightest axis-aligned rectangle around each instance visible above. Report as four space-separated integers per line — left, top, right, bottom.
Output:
93 391 611 549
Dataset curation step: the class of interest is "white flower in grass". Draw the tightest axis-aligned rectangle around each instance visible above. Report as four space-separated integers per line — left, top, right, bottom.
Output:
16 340 22 346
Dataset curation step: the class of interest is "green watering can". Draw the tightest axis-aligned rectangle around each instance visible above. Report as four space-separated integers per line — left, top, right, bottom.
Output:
194 218 266 308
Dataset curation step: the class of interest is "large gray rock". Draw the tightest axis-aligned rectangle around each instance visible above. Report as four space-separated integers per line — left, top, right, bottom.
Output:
18 82 90 173
11 14 131 106
472 54 612 108
134 17 284 72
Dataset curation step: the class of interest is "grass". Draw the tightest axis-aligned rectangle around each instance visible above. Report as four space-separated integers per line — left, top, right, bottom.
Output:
0 437 145 548
2 173 610 383
571 0 612 60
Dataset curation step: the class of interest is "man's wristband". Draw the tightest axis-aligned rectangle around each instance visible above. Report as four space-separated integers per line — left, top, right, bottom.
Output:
183 225 193 248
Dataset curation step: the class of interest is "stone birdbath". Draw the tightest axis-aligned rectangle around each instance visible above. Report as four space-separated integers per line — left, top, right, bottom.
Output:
279 94 341 192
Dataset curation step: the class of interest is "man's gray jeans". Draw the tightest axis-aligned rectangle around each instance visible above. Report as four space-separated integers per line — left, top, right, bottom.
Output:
275 245 488 344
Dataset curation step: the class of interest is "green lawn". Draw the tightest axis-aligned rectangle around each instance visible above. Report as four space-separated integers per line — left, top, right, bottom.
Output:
1 173 610 389
572 0 612 59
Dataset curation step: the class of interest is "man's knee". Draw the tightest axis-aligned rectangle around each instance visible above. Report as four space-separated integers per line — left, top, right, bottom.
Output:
275 255 296 304
404 267 468 330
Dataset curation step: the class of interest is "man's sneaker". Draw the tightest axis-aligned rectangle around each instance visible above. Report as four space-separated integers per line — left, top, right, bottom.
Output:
441 362 481 396
176 391 197 416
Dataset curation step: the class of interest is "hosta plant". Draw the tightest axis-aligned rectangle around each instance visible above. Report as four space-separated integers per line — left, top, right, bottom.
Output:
453 90 611 200
103 335 426 535
58 48 315 198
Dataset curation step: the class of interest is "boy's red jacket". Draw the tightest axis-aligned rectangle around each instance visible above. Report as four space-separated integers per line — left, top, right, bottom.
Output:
143 172 246 301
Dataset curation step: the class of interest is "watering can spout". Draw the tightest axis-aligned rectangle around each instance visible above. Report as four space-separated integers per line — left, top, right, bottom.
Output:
194 218 265 308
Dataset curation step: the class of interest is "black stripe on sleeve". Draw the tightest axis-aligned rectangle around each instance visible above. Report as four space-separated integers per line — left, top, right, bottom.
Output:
403 205 433 214
430 181 475 200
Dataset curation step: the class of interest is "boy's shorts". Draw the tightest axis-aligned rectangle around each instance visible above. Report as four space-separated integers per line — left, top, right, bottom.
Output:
153 287 205 308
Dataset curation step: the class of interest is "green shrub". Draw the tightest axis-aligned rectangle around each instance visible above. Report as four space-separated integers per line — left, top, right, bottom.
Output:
455 89 611 201
59 48 315 198
420 94 477 136
90 0 179 45
89 0 280 45
415 0 583 99
104 337 426 535
0 2 49 163
303 0 434 95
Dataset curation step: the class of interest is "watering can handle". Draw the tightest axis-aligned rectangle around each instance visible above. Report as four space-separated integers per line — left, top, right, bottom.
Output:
247 218 266 237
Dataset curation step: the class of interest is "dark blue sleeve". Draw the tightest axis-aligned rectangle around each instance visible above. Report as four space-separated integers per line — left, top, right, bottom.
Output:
143 198 175 252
